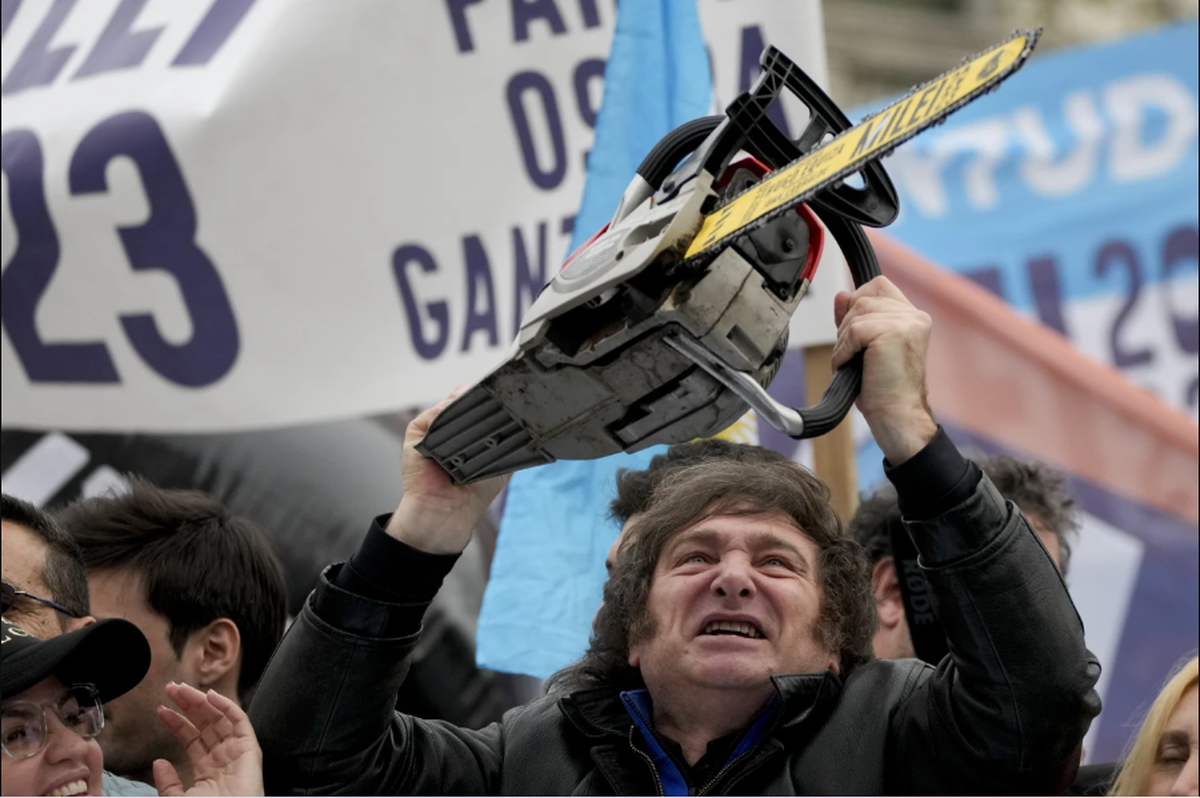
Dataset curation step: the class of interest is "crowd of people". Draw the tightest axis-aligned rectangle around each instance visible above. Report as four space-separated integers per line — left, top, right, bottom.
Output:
2 277 1197 795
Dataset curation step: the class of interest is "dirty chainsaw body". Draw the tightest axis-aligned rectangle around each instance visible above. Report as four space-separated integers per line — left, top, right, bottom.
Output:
419 33 1039 484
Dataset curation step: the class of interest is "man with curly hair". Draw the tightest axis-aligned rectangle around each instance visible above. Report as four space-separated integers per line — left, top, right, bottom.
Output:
252 278 1102 794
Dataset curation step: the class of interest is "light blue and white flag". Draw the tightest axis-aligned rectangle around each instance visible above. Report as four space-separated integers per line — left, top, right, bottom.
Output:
475 0 712 680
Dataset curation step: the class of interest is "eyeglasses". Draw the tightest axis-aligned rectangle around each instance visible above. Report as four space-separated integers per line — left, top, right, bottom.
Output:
0 581 82 619
1 683 104 759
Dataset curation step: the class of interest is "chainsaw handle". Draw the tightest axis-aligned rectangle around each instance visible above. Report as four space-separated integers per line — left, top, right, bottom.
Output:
793 204 880 437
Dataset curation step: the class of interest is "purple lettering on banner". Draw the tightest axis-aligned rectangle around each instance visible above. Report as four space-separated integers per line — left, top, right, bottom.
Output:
73 0 162 80
445 0 484 54
1095 240 1154 369
462 235 500 351
573 57 605 128
172 0 255 66
68 112 240 388
1 0 21 39
513 222 548 336
507 70 567 190
1161 225 1198 355
511 0 566 43
738 25 790 139
0 130 120 383
1026 255 1070 337
961 266 1004 298
577 0 601 28
392 244 450 360
1 0 77 96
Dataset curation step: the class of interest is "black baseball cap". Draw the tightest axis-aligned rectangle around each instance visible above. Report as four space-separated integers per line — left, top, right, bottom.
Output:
1 618 151 702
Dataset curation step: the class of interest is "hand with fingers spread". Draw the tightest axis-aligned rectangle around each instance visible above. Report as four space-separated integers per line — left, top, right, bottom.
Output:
152 682 263 797
831 276 938 465
384 387 512 554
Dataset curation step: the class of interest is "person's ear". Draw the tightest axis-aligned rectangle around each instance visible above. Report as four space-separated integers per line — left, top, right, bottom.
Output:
184 618 241 692
872 558 904 631
65 614 97 632
628 642 641 669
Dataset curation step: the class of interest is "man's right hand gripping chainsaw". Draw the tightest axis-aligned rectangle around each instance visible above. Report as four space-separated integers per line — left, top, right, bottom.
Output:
419 31 1040 484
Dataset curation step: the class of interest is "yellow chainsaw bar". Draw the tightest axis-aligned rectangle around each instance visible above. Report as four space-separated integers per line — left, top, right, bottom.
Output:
685 30 1040 260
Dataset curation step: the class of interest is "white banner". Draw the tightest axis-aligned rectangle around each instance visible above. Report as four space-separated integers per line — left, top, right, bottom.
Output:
1 0 842 432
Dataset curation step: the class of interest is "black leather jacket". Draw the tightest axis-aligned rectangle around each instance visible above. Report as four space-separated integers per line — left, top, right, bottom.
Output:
251 475 1101 795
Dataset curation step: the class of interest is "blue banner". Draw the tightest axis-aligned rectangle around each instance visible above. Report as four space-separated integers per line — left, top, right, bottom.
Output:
870 21 1198 417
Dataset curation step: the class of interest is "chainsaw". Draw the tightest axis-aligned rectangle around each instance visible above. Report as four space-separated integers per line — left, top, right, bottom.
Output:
418 32 1039 484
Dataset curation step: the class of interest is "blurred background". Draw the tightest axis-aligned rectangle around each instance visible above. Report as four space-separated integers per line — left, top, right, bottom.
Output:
825 0 1198 105
2 0 1196 766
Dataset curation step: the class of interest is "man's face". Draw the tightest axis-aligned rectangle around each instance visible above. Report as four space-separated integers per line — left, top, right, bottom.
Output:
629 509 837 697
86 568 188 779
2 521 63 639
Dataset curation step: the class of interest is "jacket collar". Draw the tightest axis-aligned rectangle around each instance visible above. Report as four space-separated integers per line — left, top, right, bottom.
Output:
559 670 844 739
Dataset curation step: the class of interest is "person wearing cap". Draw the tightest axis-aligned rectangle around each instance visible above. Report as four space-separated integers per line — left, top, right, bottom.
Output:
1 618 264 797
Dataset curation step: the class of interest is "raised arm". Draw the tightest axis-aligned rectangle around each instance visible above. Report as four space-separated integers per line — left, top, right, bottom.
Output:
249 393 513 795
834 277 1101 793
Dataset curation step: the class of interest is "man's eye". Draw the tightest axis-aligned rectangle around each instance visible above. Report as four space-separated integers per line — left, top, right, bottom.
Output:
684 553 709 564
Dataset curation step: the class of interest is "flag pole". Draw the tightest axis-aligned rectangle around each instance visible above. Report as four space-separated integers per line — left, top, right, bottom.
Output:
804 343 859 523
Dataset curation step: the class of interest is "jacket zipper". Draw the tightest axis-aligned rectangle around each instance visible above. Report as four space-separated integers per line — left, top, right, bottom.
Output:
628 725 665 796
697 748 754 796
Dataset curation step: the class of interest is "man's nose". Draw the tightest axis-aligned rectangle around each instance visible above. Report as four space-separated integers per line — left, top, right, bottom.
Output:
712 557 756 599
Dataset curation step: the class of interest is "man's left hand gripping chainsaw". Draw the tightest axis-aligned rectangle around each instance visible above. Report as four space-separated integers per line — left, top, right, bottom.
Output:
419 32 1039 484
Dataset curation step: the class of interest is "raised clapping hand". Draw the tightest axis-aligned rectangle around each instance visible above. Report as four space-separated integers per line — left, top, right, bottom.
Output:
831 276 938 465
152 682 264 797
385 387 513 554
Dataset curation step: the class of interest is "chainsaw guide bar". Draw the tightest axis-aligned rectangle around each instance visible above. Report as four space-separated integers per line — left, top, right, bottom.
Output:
685 30 1040 260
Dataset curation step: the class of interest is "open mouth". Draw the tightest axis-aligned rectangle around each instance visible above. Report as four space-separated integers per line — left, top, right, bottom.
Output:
47 779 88 797
701 620 764 639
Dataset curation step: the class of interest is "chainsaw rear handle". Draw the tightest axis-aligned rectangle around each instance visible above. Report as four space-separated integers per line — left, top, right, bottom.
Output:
792 205 877 438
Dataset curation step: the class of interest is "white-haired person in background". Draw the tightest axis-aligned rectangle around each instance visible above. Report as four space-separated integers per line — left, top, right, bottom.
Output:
1 618 263 797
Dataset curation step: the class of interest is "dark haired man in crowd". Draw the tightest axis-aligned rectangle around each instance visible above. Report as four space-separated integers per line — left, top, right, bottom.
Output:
251 277 1102 794
56 479 288 790
849 454 1080 662
1 494 90 639
2 493 157 796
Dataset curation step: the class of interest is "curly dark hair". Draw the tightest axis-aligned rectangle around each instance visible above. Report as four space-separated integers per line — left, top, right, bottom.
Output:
549 458 876 693
609 439 791 523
